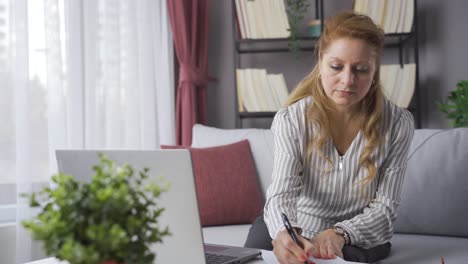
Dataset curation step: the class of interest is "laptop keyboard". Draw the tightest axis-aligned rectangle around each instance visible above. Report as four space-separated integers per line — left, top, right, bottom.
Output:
205 253 237 264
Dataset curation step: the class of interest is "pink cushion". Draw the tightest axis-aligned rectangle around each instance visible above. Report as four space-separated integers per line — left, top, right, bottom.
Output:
161 140 263 227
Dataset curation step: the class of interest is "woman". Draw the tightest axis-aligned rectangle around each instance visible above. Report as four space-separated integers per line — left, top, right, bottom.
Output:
245 11 414 263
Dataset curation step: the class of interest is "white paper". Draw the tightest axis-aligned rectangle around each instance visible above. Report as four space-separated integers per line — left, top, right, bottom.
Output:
261 250 362 264
23 258 68 264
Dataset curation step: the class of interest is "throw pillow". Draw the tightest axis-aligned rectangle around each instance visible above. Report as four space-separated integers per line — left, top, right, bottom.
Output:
161 140 263 227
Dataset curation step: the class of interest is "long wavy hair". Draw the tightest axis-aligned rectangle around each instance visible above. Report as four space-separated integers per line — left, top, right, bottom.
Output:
287 11 385 183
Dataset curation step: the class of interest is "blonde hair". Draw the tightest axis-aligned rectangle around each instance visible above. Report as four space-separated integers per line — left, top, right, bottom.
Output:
287 11 385 183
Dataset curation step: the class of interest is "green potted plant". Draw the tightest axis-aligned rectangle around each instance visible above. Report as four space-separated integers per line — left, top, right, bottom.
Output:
437 80 468 127
285 0 310 57
22 154 170 264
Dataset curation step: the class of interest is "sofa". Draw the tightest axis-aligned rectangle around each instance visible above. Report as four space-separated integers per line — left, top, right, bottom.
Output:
191 124 468 264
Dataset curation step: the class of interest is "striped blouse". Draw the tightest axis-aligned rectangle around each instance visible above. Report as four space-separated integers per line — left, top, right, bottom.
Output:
263 97 415 249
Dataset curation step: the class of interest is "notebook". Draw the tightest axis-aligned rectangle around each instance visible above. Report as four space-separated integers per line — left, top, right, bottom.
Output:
56 149 261 264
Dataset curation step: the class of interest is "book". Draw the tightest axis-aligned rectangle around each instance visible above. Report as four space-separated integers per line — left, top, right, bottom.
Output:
234 0 246 39
381 64 399 102
403 0 414 32
397 63 416 108
257 69 277 111
396 0 407 33
238 0 251 38
380 63 416 108
245 0 258 38
389 0 401 33
236 69 290 112
235 69 245 112
382 0 395 33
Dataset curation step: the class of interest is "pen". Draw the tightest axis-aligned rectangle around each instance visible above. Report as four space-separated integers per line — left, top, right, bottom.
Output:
281 213 308 264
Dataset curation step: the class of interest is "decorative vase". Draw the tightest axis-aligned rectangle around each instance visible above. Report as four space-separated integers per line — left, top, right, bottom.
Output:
307 19 321 37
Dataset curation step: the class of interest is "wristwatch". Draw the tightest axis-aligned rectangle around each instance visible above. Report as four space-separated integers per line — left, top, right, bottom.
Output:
333 226 351 245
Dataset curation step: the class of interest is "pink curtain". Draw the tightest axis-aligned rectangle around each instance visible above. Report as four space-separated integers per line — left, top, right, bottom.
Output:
167 0 213 146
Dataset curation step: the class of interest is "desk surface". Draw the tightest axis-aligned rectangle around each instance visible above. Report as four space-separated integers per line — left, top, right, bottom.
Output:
25 256 266 264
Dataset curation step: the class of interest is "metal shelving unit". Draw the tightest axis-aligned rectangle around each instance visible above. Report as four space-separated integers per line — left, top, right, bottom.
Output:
232 0 421 128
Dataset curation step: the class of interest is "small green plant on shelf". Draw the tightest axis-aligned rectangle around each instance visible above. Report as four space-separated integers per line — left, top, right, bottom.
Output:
437 80 468 127
22 153 171 264
285 0 310 57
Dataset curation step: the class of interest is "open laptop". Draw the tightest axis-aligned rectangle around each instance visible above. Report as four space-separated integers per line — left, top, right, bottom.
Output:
56 150 261 264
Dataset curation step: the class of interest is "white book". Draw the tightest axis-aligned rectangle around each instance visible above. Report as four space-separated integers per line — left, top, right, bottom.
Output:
260 0 274 38
389 0 401 33
252 69 270 110
239 0 251 39
274 74 290 108
403 0 414 32
396 0 407 33
236 69 245 112
238 69 254 112
267 74 283 109
253 0 268 39
244 69 260 111
381 64 399 103
363 0 370 15
245 0 259 38
367 0 380 25
353 0 365 14
376 0 387 28
270 0 288 38
390 65 404 105
397 64 416 108
379 65 390 99
254 69 269 112
277 0 291 38
234 0 246 39
382 0 394 33
257 69 277 111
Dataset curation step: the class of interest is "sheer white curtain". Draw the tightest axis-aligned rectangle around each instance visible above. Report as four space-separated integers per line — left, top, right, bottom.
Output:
0 0 174 263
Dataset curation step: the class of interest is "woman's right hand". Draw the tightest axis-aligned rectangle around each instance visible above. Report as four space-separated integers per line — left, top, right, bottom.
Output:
272 229 315 264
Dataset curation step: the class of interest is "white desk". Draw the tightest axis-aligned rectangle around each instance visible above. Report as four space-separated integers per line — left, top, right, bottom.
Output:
24 258 66 264
25 256 266 264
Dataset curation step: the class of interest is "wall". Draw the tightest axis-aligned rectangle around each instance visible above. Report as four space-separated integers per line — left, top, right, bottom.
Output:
206 0 468 129
417 0 468 127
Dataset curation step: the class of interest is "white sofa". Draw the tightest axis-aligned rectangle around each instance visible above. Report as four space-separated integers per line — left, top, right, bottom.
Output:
192 124 468 264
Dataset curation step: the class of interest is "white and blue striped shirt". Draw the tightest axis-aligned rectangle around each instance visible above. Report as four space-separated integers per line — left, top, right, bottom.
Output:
264 97 415 249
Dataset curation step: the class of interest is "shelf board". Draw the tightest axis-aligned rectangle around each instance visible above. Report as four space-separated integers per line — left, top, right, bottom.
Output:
236 37 318 54
383 32 415 47
239 111 277 118
238 105 417 120
235 32 415 53
407 106 417 112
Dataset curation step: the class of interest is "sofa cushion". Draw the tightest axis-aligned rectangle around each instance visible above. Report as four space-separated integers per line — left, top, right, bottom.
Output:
161 140 263 227
192 124 273 200
394 128 468 237
384 233 468 264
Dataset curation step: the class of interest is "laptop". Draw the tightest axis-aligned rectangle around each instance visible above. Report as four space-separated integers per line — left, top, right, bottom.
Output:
56 150 261 264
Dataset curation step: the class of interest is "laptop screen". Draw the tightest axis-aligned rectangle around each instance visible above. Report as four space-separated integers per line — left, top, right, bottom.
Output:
56 150 207 264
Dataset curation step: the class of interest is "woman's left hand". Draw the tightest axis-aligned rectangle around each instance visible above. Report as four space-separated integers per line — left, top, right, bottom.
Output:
309 229 345 259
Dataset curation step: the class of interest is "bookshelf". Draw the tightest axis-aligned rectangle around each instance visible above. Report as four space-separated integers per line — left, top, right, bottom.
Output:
232 0 421 128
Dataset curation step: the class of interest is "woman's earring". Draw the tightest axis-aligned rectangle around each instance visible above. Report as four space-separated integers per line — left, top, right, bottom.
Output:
318 73 321 79
372 79 376 85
